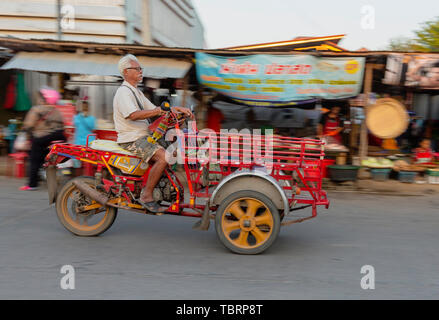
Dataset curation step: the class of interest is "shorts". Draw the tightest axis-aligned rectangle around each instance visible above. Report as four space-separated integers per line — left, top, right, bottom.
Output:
119 135 163 163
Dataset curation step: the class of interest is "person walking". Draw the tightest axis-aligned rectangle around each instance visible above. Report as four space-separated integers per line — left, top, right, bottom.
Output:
19 86 66 191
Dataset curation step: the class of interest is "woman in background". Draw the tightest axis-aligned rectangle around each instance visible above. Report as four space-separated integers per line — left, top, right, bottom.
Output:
20 87 65 191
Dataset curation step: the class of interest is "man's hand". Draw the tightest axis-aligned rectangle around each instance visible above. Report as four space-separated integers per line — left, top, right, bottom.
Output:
154 107 167 117
172 106 193 119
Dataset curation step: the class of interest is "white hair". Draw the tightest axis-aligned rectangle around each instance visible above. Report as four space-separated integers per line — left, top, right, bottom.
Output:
118 54 140 77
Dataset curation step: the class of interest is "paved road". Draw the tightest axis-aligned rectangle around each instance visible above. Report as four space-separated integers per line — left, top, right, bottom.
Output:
0 176 438 299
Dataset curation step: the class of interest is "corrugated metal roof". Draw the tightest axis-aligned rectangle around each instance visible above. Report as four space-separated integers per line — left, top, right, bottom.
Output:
0 51 192 79
0 37 438 59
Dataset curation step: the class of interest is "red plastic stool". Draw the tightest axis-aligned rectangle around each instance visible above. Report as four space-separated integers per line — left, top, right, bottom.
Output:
9 152 28 178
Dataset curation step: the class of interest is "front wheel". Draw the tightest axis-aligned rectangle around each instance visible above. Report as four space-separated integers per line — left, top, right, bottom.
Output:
215 190 281 255
55 176 117 236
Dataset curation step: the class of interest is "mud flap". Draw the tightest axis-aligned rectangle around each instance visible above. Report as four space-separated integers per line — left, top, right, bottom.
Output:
46 165 58 204
192 205 210 231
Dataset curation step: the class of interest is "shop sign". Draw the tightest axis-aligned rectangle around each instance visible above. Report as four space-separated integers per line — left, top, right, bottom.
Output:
196 52 365 107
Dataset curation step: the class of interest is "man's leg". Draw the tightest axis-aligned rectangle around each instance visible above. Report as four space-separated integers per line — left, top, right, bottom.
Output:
28 138 44 188
140 148 168 203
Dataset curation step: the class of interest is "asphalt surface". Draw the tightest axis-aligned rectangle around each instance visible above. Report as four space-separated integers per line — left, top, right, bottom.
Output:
0 176 438 299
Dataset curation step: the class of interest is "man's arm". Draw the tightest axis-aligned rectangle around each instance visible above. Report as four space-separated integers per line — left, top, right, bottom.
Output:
116 87 165 121
127 107 165 121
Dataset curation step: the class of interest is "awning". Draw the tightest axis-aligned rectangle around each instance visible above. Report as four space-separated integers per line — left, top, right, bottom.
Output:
1 51 192 79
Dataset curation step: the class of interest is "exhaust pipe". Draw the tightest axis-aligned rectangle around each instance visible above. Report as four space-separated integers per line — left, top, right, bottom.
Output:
73 180 109 206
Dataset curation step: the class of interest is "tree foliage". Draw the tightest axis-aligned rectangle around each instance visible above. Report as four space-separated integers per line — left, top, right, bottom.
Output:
388 16 439 52
388 37 416 52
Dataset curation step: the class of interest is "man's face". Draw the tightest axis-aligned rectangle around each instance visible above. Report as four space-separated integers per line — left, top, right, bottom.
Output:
124 60 143 84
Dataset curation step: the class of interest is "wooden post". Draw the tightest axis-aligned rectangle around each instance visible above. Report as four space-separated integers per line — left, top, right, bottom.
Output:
195 86 207 130
359 63 374 163
181 73 189 109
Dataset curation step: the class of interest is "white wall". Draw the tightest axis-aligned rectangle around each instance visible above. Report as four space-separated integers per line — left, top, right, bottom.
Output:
149 0 204 48
0 0 204 47
0 0 126 43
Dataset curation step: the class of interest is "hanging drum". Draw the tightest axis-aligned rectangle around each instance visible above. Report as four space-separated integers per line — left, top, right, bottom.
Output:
366 98 409 139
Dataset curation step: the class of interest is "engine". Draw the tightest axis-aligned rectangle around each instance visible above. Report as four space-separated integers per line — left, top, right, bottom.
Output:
151 176 178 204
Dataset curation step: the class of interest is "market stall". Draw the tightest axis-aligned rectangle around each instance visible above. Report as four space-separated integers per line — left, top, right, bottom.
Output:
0 37 195 178
354 52 439 184
195 51 365 178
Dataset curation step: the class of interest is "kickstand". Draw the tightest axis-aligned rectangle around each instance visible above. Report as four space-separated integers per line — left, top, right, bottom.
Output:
192 205 210 231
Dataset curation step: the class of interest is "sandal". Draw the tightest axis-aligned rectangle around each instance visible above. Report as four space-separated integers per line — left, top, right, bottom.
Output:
137 199 167 213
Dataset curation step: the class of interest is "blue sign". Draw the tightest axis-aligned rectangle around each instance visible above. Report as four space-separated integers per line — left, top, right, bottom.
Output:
196 53 365 107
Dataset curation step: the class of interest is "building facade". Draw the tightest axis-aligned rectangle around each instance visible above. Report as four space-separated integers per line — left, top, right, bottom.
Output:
0 0 205 48
0 0 204 122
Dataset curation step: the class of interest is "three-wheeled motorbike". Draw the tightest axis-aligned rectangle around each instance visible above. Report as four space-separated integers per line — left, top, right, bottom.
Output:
44 104 329 254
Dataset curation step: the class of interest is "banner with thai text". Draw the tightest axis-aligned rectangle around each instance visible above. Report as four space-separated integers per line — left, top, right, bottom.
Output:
195 52 365 107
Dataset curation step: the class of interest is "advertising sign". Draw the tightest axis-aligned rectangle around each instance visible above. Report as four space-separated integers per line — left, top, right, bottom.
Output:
196 53 365 107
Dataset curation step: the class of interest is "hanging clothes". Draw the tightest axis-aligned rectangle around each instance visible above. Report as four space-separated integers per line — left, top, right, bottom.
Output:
14 72 32 112
3 75 16 109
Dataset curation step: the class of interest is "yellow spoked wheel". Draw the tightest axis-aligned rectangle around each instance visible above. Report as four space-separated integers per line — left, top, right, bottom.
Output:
56 176 117 236
215 190 281 255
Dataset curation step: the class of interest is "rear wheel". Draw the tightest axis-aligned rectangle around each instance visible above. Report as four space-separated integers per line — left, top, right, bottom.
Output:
215 190 281 254
55 176 117 236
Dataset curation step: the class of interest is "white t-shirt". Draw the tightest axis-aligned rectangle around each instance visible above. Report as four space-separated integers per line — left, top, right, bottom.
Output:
113 81 156 143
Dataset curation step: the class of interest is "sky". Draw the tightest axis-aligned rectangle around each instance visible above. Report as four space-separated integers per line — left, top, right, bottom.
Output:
191 0 439 51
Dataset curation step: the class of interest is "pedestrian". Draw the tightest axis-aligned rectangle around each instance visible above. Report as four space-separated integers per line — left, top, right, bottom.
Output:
58 99 96 174
317 105 343 144
73 100 96 146
19 86 66 191
4 118 19 154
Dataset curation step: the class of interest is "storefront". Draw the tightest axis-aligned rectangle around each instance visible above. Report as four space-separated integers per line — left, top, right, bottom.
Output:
194 51 366 173
1 36 438 184
0 37 195 176
194 50 439 184
0 37 194 144
352 52 439 183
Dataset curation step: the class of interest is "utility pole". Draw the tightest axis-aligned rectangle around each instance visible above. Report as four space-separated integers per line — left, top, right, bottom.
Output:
57 0 62 40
